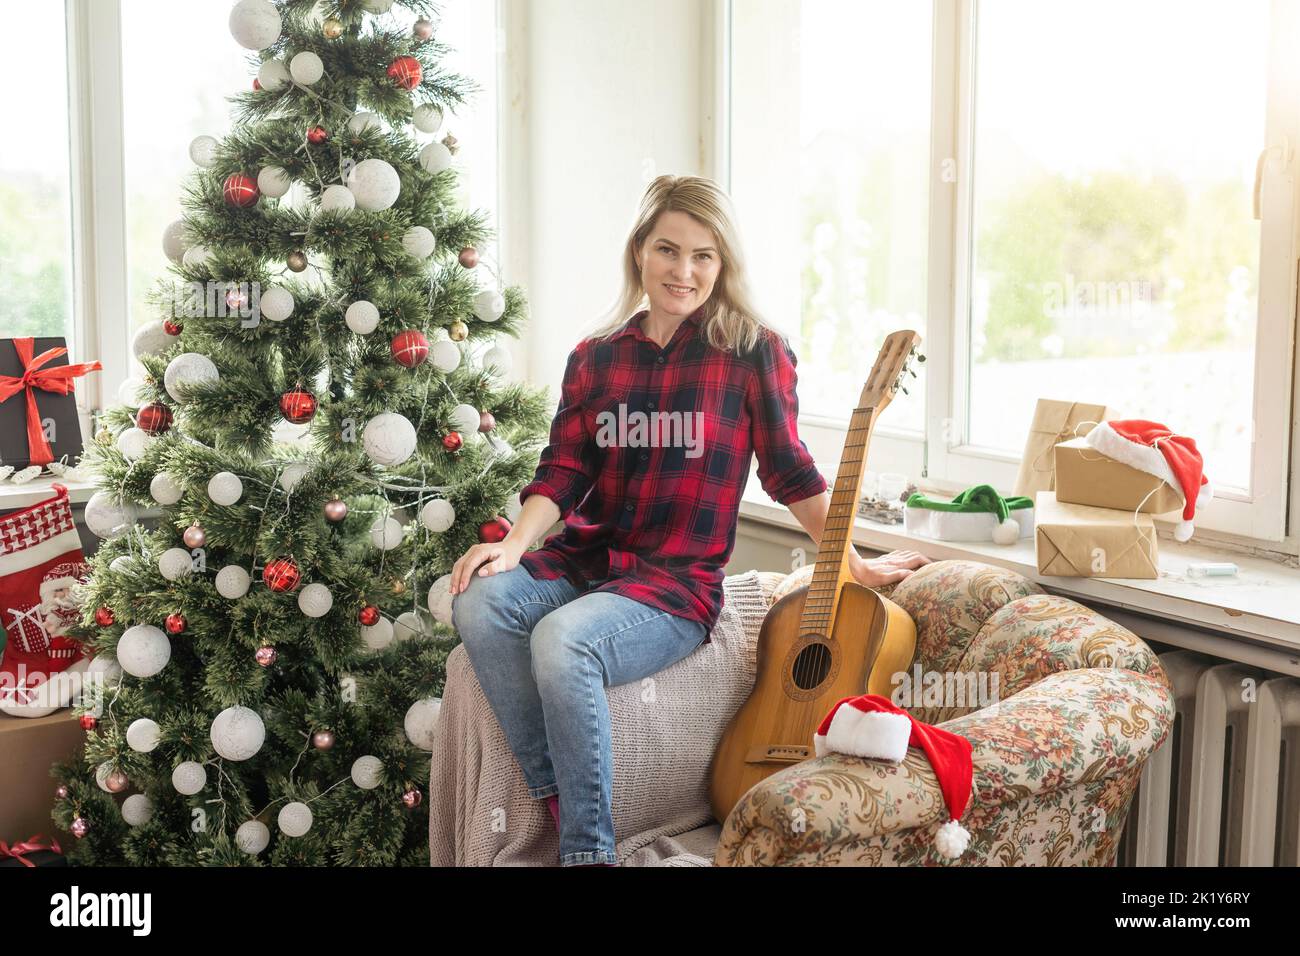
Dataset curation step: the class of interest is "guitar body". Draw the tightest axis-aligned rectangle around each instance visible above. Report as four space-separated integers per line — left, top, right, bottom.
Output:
708 580 917 824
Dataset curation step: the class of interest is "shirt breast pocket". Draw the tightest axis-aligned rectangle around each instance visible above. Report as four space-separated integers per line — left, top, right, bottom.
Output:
583 389 628 456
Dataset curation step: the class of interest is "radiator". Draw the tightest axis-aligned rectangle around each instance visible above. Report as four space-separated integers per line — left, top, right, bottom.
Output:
1117 649 1300 867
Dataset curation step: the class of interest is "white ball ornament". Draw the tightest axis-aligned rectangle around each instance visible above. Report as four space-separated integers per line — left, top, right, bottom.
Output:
117 376 147 408
207 471 244 506
257 59 291 92
182 244 212 270
172 761 207 796
210 705 266 761
369 516 404 550
297 582 333 618
404 697 442 750
427 574 453 627
235 820 270 855
122 793 154 827
418 141 452 175
126 718 162 753
319 184 356 213
289 51 324 86
257 166 292 199
345 300 380 335
87 653 123 691
85 491 136 539
164 352 219 402
505 492 523 522
116 427 152 462
216 565 252 599
347 112 383 135
420 498 455 533
110 555 135 574
473 288 505 323
412 103 443 134
162 219 190 264
158 548 195 582
346 158 401 211
402 225 436 259
350 755 384 789
278 801 313 837
229 0 282 50
430 340 460 373
394 610 430 642
150 472 184 506
362 413 417 466
278 462 310 493
361 616 394 651
259 285 295 322
132 319 174 360
118 624 171 678
483 345 513 377
450 403 481 436
363 0 395 12
188 135 219 168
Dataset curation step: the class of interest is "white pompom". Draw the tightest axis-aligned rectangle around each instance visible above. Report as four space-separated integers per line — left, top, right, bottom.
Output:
257 166 292 199
117 375 147 408
84 491 137 539
132 319 175 359
150 472 184 505
363 0 395 12
122 793 154 827
1174 519 1194 542
211 705 266 761
430 340 460 373
229 0 282 50
473 288 505 323
116 427 152 462
126 718 161 753
235 819 270 855
110 555 135 574
934 818 971 859
259 285 295 322
420 498 455 532
991 517 1020 545
393 610 429 641
361 615 395 651
482 345 512 377
278 801 313 837
278 461 310 493
319 184 357 213
1197 480 1214 504
289 50 324 85
215 565 252 599
369 516 404 550
363 412 418 466
162 219 190 263
207 471 244 506
428 574 454 626
347 112 383 135
404 697 442 750
182 244 212 270
172 760 207 795
412 103 443 133
350 755 384 789
163 352 219 402
118 624 171 678
188 134 220 168
346 158 401 211
402 225 436 259
158 547 195 582
504 492 523 522
345 300 380 335
450 403 481 436
257 59 291 93
87 653 123 690
419 141 452 175
297 582 334 618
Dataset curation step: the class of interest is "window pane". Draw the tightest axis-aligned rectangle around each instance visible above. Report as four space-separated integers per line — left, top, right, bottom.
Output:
0 0 74 344
968 0 1268 492
731 0 931 431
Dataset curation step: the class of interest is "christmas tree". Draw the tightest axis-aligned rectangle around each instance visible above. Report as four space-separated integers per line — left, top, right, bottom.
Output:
51 0 550 866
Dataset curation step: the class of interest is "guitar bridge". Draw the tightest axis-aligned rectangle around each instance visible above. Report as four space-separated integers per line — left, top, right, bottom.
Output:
744 744 812 765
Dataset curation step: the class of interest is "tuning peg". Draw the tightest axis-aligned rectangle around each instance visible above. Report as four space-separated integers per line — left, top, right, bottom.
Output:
908 366 918 378
900 385 909 396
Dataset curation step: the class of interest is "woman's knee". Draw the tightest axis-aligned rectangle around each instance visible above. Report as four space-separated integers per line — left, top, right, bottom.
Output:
450 569 510 639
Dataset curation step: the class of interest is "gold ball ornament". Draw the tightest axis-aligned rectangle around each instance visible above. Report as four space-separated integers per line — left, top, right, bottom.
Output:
96 426 113 445
441 133 459 156
391 578 407 596
448 320 468 342
286 250 308 272
323 17 344 39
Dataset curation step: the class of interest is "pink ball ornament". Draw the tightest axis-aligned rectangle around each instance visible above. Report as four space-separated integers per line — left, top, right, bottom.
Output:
255 645 278 667
71 817 90 839
324 497 349 522
105 770 129 793
402 787 423 809
312 730 335 750
183 522 207 549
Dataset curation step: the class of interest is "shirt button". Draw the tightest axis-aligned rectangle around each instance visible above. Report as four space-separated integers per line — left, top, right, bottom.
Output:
656 356 665 365
625 503 634 512
647 401 656 410
640 452 649 461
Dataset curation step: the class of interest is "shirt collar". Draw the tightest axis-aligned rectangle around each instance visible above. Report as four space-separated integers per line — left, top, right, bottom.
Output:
614 303 707 343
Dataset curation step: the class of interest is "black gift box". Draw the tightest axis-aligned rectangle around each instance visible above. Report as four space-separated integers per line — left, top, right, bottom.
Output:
0 337 87 469
0 848 68 867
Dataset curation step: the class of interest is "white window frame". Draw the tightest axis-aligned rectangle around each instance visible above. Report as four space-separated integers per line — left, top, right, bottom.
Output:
726 0 1299 554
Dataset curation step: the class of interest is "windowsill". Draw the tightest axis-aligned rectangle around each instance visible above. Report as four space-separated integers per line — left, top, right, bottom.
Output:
0 475 99 511
739 483 1300 657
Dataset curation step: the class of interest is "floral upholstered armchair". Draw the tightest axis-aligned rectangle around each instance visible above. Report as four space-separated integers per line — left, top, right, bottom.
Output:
713 559 1174 867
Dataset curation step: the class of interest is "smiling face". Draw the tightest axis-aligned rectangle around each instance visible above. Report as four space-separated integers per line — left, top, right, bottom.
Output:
634 210 723 320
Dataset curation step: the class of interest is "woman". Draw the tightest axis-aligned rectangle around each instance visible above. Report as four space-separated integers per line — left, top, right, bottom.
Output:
449 175 929 867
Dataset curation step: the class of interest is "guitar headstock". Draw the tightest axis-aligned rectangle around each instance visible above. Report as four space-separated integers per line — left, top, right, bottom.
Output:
858 330 924 413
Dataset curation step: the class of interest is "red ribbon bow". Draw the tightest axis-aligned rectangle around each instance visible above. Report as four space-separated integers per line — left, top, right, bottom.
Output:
0 338 101 466
0 833 63 867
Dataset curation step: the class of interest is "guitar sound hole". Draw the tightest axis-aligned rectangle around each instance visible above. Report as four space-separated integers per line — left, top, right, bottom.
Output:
791 640 832 690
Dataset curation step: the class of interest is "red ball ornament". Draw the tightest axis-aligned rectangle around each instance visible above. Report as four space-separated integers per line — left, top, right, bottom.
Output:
390 329 430 368
279 388 317 424
263 557 301 593
401 787 423 809
165 613 187 635
255 645 278 667
223 172 261 208
358 604 380 626
307 125 329 145
458 247 479 269
136 402 173 436
79 714 98 731
442 431 463 452
387 55 422 90
94 606 115 627
478 516 512 544
163 319 183 336
478 411 496 433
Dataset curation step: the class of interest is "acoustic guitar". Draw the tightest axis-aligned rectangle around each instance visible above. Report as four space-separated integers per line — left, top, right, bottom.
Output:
709 329 925 823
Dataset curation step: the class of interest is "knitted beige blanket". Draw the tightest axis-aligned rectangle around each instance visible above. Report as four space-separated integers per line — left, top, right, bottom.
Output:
428 569 782 866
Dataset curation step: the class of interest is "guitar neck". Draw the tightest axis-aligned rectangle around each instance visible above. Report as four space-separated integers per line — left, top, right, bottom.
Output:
799 404 878 637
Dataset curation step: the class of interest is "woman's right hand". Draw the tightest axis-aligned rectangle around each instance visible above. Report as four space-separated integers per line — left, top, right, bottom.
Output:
450 540 525 596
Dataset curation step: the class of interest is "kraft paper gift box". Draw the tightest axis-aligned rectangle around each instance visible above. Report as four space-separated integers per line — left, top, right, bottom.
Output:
1012 398 1116 499
1034 491 1159 579
1053 437 1185 514
0 711 85 851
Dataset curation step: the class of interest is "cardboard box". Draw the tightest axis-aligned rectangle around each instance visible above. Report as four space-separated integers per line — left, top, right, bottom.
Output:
1053 437 1184 514
1012 398 1116 499
1034 491 1159 579
0 711 84 848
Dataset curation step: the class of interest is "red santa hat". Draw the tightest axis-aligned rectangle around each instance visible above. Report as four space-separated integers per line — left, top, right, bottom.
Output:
1082 419 1212 542
813 693 974 859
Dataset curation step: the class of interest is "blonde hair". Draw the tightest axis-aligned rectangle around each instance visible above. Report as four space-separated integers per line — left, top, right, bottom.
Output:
585 175 781 355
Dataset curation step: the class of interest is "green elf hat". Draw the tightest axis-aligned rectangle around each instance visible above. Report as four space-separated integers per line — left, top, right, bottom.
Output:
903 484 1034 545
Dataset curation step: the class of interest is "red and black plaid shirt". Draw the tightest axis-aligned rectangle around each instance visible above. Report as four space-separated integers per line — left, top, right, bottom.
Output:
517 304 827 636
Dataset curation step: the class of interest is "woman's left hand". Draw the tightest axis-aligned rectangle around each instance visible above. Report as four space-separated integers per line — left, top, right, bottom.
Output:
848 549 931 589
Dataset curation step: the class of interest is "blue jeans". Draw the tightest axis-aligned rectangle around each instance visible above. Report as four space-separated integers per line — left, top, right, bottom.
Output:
450 564 708 866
